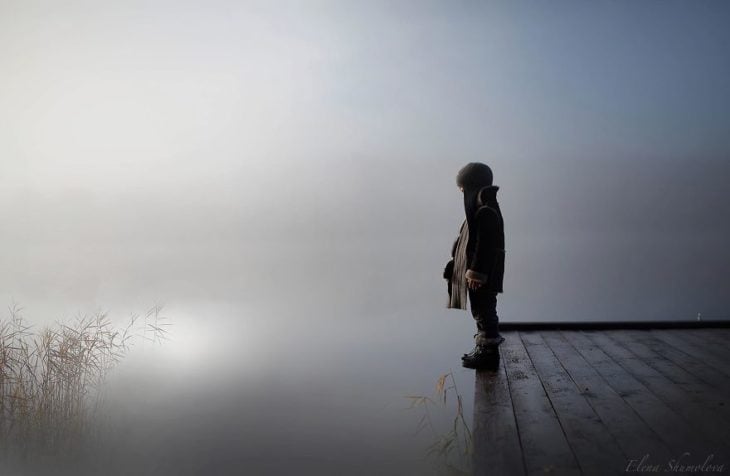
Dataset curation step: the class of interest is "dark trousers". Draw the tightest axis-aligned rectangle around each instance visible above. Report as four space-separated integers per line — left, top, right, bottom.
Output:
468 288 500 339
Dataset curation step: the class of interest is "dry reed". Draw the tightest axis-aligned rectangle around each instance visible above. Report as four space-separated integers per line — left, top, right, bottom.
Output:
406 369 473 475
0 302 169 463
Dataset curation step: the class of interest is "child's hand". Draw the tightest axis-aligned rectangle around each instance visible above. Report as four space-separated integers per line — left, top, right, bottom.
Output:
467 278 483 290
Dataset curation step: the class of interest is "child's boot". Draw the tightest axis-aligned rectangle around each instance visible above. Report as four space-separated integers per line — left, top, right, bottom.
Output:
461 344 498 368
462 334 505 359
461 334 504 368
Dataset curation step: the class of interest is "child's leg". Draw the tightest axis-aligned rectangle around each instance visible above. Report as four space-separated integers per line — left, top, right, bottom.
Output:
469 289 501 340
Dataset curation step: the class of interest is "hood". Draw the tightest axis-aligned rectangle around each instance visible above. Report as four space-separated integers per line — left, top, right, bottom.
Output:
477 185 500 207
464 185 500 231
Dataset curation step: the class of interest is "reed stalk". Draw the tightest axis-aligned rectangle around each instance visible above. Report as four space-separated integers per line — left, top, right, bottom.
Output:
0 302 169 463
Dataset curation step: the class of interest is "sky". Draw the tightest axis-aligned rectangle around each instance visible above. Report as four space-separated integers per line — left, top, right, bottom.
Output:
2 0 728 323
1 1 730 474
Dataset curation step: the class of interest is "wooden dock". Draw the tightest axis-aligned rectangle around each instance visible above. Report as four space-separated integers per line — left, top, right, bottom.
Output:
473 326 730 475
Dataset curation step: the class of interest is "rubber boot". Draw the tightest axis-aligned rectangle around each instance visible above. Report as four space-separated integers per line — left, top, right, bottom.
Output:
462 333 481 360
461 344 499 369
462 334 505 360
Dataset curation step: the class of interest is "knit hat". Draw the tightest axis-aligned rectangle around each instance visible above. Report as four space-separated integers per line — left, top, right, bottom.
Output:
456 162 493 189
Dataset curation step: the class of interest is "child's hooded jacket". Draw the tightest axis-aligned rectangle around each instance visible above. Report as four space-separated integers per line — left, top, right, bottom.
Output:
445 164 506 309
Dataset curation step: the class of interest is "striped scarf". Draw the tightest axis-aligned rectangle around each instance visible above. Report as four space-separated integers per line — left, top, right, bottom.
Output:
448 219 469 310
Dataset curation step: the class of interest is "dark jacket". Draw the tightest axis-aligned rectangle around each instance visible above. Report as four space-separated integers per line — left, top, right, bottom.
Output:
444 185 505 296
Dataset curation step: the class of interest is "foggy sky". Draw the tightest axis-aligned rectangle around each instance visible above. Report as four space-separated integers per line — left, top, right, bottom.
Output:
2 0 729 323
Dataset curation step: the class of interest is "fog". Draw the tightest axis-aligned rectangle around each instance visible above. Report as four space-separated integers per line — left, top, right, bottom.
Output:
1 1 729 474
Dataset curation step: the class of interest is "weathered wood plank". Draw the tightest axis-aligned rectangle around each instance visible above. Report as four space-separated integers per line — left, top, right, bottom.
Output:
641 329 730 395
472 341 526 476
624 329 730 423
683 329 730 359
542 331 674 464
501 332 581 475
649 329 730 380
706 328 730 341
685 328 730 349
591 330 730 457
568 330 715 460
519 331 627 475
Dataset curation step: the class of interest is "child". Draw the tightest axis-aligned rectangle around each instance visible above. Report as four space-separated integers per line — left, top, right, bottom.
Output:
443 162 506 368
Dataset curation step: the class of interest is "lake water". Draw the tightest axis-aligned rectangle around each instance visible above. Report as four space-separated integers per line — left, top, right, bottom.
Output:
1 239 482 475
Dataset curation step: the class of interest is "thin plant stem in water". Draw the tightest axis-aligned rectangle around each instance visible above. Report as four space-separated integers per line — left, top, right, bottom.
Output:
405 369 473 476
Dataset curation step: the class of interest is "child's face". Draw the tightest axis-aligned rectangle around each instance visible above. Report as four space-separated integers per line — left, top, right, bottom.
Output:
458 186 464 192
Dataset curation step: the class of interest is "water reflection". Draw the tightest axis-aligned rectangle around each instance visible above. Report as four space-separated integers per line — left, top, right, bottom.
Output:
2 299 459 476
407 354 505 476
472 353 525 476
406 369 474 474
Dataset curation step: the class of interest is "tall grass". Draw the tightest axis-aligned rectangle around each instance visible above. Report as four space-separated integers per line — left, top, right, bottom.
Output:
0 303 169 463
406 370 473 475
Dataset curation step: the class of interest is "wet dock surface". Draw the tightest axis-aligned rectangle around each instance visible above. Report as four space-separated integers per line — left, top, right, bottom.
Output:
473 328 730 475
